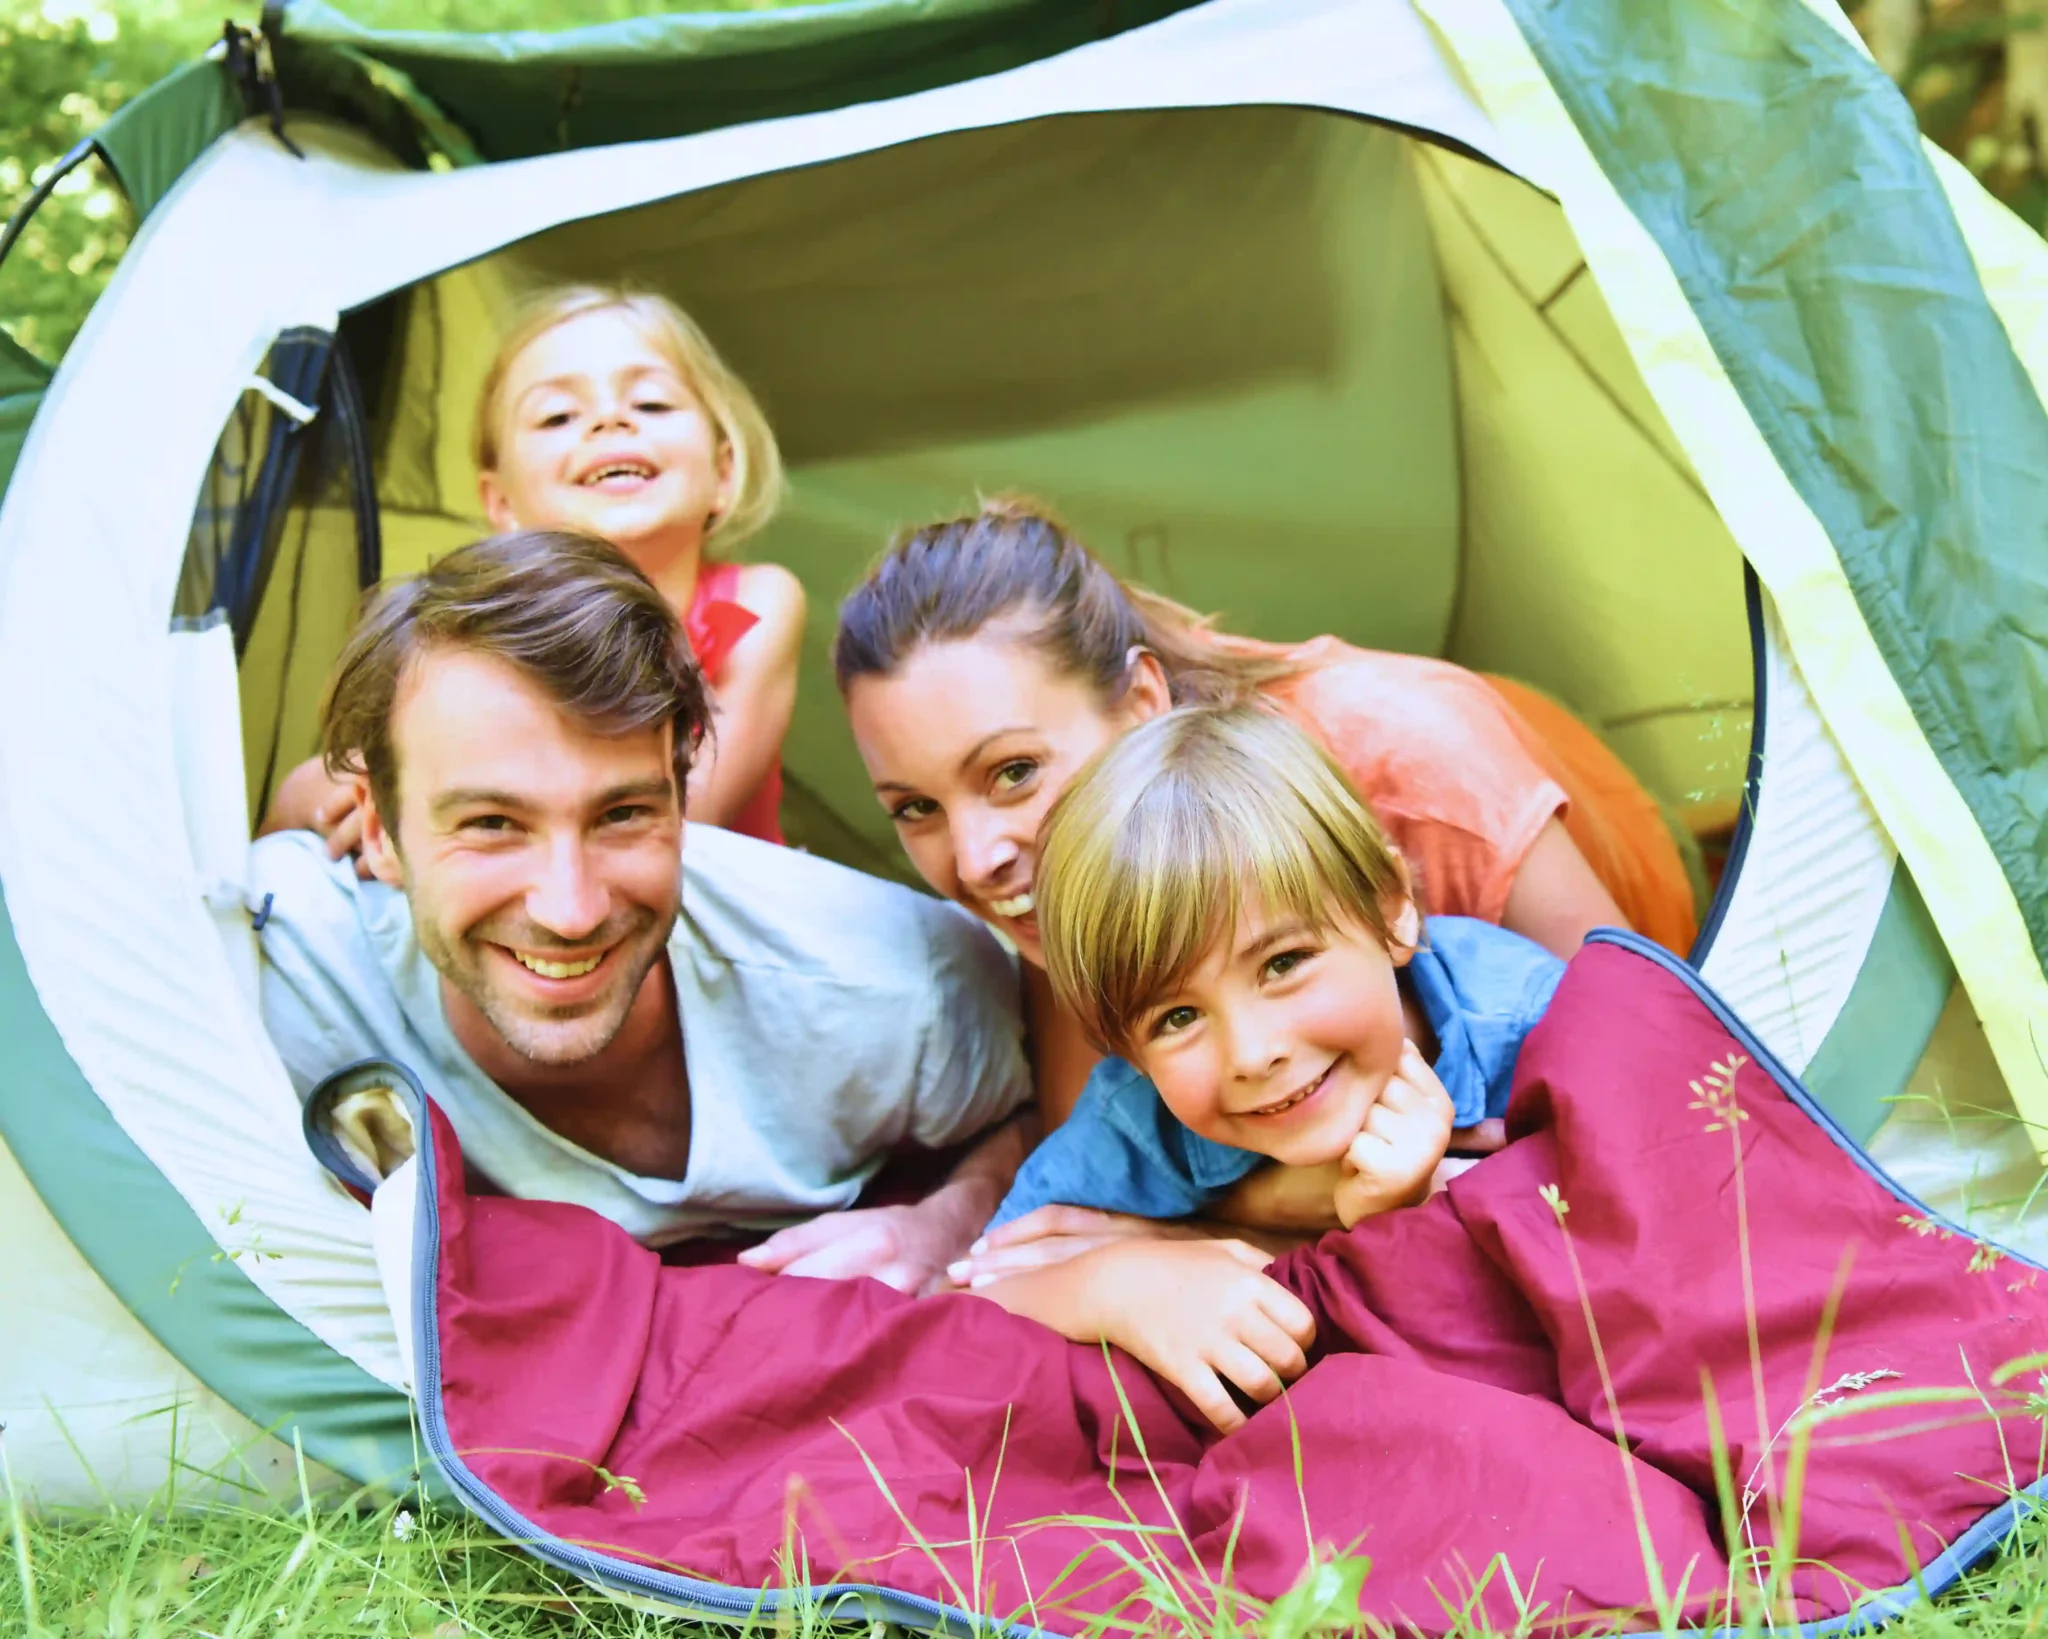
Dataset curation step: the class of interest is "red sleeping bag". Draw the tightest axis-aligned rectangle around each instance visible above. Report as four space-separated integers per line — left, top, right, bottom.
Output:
393 933 2048 1633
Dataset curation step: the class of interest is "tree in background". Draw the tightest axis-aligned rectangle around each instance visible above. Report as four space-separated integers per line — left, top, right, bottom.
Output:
5 0 2048 363
1850 0 2048 230
1 1 209 359
0 0 707 362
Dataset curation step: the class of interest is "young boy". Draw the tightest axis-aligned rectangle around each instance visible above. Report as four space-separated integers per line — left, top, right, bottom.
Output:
962 703 1565 1432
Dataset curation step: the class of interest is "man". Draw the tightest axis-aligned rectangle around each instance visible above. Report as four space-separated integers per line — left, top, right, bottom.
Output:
255 529 1033 1292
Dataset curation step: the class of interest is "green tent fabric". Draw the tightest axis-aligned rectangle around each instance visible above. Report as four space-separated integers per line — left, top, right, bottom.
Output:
0 331 52 500
0 9 2043 1615
1515 0 2048 971
93 57 250 225
271 0 1211 161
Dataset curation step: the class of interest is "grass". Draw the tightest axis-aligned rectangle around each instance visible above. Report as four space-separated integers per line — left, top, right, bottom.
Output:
1 1485 707 1638
8 1482 2048 1639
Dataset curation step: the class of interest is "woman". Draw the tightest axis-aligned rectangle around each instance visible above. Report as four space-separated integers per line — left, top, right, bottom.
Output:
834 497 1695 1159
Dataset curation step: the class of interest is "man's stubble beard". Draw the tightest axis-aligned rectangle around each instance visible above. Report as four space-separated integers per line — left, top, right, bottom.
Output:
419 907 673 1068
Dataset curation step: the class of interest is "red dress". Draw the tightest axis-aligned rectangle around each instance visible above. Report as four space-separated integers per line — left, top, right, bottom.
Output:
682 561 785 846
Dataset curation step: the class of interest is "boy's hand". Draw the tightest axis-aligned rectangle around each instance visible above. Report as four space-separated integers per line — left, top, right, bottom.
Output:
1333 1041 1455 1228
1095 1239 1316 1433
973 1238 1316 1434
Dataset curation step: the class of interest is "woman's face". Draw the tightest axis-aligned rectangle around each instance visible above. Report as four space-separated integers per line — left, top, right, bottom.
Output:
844 635 1170 968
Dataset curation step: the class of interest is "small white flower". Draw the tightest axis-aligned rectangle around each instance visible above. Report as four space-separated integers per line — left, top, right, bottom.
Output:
392 1508 416 1541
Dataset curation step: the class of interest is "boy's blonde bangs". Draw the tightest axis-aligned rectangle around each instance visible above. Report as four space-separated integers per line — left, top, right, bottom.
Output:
1039 705 1406 1055
473 285 786 547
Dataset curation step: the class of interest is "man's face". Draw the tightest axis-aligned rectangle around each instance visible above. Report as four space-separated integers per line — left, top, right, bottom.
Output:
358 647 684 1068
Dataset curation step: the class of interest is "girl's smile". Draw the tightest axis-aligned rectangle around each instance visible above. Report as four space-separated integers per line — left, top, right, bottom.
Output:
572 455 660 491
479 307 734 572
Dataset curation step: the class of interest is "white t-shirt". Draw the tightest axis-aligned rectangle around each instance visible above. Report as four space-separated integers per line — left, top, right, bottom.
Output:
253 824 1032 1245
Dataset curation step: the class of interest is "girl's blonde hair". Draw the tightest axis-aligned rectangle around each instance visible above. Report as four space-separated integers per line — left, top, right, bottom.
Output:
832 495 1300 707
1039 702 1410 1056
474 285 786 548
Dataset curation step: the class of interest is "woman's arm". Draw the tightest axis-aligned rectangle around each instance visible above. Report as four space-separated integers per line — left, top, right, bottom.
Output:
1501 817 1629 959
687 562 806 829
952 1205 1309 1290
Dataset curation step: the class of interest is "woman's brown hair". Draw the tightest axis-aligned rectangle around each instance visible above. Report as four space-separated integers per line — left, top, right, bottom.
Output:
831 496 1298 708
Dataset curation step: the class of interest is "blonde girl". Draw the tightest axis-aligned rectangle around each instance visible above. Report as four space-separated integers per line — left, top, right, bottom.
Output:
265 286 801 849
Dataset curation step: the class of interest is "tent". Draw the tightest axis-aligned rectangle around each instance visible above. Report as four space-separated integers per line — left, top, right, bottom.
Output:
2 0 2046 1597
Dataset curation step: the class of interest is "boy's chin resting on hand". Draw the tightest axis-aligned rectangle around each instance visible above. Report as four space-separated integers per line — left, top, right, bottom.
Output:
1331 1039 1455 1228
1203 1039 1460 1236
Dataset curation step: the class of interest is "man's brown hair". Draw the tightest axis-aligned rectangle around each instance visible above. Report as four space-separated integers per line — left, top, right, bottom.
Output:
322 529 710 820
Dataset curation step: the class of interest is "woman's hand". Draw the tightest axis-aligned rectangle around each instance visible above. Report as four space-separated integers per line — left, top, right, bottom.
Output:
741 1115 1033 1295
1333 1041 1456 1228
259 757 372 876
971 1237 1316 1434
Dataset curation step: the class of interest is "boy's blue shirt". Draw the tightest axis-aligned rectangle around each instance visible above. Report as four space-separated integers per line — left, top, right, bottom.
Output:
989 916 1565 1229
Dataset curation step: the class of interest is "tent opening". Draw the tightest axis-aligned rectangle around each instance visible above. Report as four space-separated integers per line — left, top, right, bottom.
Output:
184 100 2038 1254
217 106 1756 891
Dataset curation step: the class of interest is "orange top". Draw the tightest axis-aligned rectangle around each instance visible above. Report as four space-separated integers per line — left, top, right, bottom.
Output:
1252 637 1696 953
683 561 784 847
1481 673 1697 955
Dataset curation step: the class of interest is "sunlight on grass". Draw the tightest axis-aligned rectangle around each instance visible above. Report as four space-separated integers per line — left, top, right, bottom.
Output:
8 1484 2048 1638
0 1481 722 1638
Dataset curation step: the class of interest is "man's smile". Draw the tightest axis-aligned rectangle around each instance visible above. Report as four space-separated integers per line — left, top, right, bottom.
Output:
512 949 604 980
481 935 636 1007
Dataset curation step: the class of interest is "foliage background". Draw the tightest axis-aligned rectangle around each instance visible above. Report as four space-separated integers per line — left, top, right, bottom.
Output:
1 0 2043 362
0 0 766 361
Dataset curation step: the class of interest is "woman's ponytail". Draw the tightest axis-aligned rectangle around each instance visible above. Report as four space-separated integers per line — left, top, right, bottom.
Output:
833 495 1297 708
